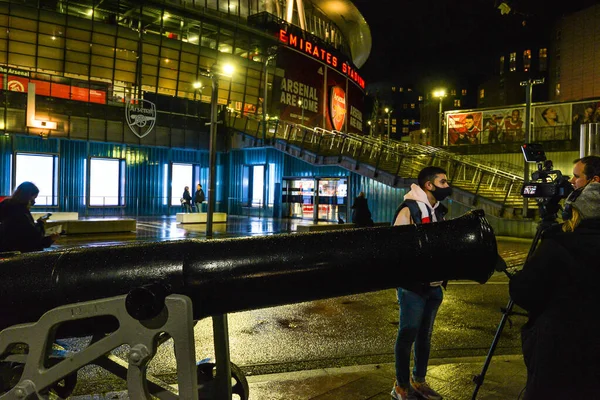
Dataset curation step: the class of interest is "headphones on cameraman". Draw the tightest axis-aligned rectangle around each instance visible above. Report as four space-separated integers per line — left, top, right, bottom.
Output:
562 187 584 221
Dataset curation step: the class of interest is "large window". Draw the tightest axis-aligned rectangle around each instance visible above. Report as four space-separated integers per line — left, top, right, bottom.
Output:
14 153 58 206
88 158 125 206
171 163 193 206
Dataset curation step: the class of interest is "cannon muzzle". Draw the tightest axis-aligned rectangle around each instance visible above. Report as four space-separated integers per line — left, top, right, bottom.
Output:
0 209 499 331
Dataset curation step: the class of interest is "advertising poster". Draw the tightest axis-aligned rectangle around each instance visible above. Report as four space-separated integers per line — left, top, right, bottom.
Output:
447 112 483 145
325 67 347 132
273 46 324 127
499 107 525 142
346 79 365 135
533 104 571 140
481 110 506 144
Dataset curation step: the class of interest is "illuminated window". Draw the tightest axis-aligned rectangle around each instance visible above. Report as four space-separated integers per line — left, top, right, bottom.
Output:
407 88 412 92
450 89 456 96
391 118 396 125
523 49 531 72
15 153 58 206
403 119 409 125
499 56 505 75
251 165 264 206
418 96 423 101
402 127 409 133
555 83 561 96
410 103 415 109
399 87 404 92
461 89 467 96
171 163 193 207
509 52 516 72
539 48 547 71
454 99 461 107
89 158 125 206
479 89 485 99
392 86 396 92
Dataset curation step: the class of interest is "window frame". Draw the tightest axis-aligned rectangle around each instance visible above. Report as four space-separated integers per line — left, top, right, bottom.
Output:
86 157 126 207
13 151 60 208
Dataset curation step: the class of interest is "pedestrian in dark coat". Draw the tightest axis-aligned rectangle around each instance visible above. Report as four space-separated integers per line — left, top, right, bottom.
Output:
509 182 600 399
181 186 193 213
351 191 374 227
0 181 59 253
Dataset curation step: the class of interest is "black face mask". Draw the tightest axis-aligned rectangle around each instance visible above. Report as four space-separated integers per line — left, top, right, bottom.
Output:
432 185 452 201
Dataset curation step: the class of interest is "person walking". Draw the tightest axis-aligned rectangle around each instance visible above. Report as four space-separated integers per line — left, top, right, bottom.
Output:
390 166 452 400
181 186 193 213
351 191 374 227
0 181 59 253
509 182 600 399
194 183 206 212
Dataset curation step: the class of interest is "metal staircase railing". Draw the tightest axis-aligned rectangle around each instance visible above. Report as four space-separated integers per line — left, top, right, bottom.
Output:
227 114 529 217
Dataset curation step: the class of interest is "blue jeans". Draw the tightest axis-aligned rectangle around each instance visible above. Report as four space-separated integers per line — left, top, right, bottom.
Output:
394 286 443 385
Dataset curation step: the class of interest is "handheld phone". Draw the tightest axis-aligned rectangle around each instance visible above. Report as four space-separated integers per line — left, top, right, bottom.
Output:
41 213 52 220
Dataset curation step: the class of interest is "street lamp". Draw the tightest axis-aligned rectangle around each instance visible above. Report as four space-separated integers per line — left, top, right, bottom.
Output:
384 107 392 141
262 48 277 144
433 89 446 146
298 99 304 123
203 62 234 240
367 120 373 136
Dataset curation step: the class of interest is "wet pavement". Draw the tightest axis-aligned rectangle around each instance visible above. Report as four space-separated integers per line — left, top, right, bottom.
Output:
44 216 533 399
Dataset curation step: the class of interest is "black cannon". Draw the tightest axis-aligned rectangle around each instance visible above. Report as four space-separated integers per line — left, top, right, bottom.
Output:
0 210 502 399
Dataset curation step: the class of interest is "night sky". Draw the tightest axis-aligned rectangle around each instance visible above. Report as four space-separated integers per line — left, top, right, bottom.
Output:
352 0 597 87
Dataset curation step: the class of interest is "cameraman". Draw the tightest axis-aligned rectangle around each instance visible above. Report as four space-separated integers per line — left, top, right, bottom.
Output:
508 182 600 399
569 155 600 190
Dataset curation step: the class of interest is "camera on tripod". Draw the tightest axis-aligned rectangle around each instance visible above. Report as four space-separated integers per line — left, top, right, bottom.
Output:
520 143 573 200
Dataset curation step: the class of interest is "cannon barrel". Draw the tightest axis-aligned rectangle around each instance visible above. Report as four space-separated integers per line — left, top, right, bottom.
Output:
0 210 499 331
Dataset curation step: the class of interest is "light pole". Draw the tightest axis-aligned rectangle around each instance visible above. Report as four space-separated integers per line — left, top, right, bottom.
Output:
384 107 392 141
519 77 545 217
367 120 373 136
204 63 234 240
298 99 304 123
433 89 446 146
262 49 277 144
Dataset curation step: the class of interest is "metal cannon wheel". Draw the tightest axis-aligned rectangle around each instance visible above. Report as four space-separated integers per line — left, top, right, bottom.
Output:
197 361 249 400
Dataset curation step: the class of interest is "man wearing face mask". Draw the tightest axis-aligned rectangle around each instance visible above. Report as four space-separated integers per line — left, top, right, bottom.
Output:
390 166 452 400
0 181 59 253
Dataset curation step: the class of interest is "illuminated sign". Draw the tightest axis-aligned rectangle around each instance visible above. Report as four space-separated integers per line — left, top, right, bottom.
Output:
279 29 365 89
329 86 346 131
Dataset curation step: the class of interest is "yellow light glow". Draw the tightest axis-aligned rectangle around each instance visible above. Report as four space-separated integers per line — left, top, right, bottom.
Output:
222 64 234 77
193 82 202 89
433 89 447 98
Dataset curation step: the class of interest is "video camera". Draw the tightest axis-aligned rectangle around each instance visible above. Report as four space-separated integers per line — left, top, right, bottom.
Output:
520 143 573 200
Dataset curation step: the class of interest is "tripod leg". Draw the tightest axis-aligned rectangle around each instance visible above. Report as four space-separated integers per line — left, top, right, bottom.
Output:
471 298 515 400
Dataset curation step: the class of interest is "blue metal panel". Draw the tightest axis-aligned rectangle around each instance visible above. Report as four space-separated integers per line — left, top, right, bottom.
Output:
0 135 12 195
349 174 410 224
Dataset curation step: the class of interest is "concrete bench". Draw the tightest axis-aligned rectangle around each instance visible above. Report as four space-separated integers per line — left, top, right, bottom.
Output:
176 212 228 224
46 219 136 234
31 212 79 221
296 222 388 232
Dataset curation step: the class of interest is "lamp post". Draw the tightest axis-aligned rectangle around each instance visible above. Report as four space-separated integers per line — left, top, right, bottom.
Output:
433 89 446 146
298 99 304 123
519 77 545 217
262 49 277 144
367 120 373 136
205 63 234 240
384 107 392 141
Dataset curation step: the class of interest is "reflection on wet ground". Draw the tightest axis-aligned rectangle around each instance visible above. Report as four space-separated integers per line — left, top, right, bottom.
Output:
52 216 323 249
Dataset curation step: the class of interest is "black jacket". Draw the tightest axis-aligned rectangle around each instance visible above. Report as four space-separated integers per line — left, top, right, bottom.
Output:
0 199 54 253
351 196 374 227
508 219 600 399
194 189 205 203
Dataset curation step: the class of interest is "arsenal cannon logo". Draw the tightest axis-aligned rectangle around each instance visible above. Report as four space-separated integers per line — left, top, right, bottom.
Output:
329 86 346 131
126 99 156 139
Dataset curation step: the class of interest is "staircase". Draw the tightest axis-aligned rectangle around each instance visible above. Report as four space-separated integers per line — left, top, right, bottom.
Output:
227 115 534 220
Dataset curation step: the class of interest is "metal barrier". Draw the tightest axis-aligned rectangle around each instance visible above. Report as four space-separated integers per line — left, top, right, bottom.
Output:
0 209 501 399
